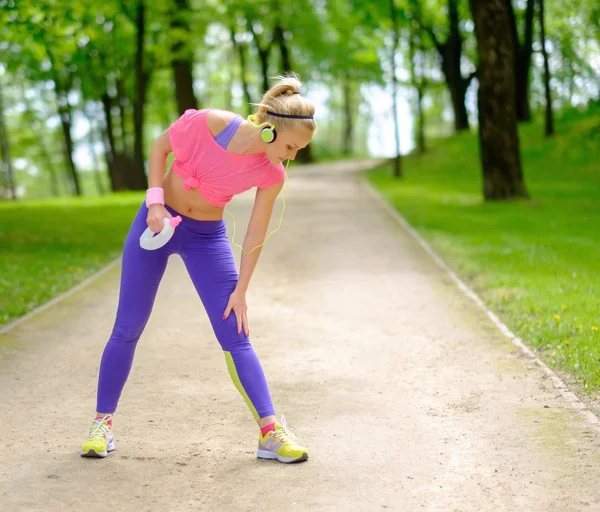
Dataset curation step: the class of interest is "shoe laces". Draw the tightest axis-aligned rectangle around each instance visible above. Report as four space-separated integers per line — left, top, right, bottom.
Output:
89 414 112 440
272 415 297 443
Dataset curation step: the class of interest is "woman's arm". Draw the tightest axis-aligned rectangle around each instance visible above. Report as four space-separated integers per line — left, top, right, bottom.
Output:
146 130 174 232
148 130 172 188
235 181 284 293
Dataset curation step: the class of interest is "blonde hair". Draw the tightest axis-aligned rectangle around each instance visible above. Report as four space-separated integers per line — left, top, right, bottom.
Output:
252 72 316 134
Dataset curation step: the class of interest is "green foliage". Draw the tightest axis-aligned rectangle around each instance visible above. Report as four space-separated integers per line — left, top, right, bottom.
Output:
368 103 600 393
0 0 598 198
534 0 600 109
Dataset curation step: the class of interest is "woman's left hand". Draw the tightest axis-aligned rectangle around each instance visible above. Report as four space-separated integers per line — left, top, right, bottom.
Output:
223 289 249 336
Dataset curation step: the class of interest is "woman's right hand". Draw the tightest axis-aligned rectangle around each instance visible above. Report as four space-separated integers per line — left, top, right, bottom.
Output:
147 204 172 233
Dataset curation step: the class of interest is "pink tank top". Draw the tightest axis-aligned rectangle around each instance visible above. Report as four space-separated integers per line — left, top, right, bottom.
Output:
168 108 285 207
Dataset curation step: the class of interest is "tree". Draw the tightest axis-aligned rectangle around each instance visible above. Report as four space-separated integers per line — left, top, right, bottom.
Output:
229 18 253 116
538 0 554 136
0 80 16 199
507 0 535 122
171 0 199 114
325 0 384 157
407 4 427 154
247 18 274 96
469 0 528 200
131 1 150 190
389 0 402 177
412 0 476 132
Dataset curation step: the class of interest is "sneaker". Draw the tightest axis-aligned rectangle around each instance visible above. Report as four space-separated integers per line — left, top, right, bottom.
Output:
257 416 308 463
80 414 115 458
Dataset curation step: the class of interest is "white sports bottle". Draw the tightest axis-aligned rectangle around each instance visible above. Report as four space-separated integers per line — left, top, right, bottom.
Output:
139 216 182 250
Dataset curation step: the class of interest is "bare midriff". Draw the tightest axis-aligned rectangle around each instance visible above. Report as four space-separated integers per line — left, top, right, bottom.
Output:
163 170 225 221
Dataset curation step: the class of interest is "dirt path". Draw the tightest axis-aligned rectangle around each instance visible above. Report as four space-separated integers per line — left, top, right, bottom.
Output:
2 160 600 511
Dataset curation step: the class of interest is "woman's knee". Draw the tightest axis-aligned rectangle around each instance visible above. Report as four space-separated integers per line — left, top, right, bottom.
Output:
214 315 252 352
110 319 146 344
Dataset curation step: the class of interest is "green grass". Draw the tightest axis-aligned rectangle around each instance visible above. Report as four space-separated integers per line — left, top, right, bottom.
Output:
368 104 600 394
0 193 144 326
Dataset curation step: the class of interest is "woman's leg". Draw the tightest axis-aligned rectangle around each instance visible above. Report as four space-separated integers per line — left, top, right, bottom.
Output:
96 204 172 414
180 223 276 424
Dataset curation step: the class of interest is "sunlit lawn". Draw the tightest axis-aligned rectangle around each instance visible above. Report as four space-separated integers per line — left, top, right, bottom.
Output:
0 193 143 325
368 105 600 393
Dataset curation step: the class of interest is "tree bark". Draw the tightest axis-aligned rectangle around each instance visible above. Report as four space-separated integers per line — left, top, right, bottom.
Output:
469 0 528 200
342 76 354 156
444 0 470 131
248 20 272 95
230 22 253 116
507 0 535 121
389 0 402 177
101 93 116 164
538 0 554 136
55 86 82 196
171 0 198 114
115 79 128 154
416 87 425 154
85 102 106 195
413 0 472 132
270 15 314 163
409 16 426 154
0 80 16 199
132 0 149 190
101 92 129 191
273 21 292 73
47 48 81 196
34 88 60 196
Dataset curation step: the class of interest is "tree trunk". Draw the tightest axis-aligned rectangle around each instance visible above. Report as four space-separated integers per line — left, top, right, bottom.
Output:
273 21 292 73
230 22 253 115
40 144 59 197
271 17 314 163
171 0 198 114
248 20 272 95
565 42 575 104
34 88 60 196
409 16 426 154
416 87 425 154
0 80 16 199
445 0 470 132
224 55 234 111
258 52 269 96
538 0 554 136
469 0 528 201
342 76 354 156
86 102 106 195
389 0 402 177
507 0 535 121
414 0 471 132
46 47 81 196
132 0 149 190
101 92 128 191
55 87 82 196
445 71 470 132
115 79 128 154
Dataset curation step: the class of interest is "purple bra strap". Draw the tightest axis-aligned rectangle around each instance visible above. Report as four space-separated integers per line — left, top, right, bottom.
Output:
213 115 243 149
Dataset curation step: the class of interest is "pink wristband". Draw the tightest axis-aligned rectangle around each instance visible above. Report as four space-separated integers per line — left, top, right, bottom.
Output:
146 187 164 207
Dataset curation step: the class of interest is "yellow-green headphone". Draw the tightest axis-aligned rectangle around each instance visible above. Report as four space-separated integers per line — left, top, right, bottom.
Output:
227 108 313 254
225 158 290 255
247 114 277 143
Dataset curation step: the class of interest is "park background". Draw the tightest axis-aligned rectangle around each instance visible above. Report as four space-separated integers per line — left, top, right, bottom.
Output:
1 0 599 400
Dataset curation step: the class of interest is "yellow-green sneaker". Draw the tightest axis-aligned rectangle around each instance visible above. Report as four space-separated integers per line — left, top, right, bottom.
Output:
257 416 308 463
81 414 115 458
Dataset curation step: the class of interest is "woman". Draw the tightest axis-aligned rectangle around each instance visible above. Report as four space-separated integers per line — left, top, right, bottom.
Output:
81 74 315 464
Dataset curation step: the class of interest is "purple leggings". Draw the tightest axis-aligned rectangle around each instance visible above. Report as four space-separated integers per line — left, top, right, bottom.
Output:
96 202 275 420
